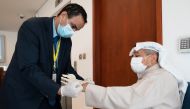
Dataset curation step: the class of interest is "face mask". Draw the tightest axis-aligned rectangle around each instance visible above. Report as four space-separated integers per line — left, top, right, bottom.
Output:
130 57 147 74
57 17 74 38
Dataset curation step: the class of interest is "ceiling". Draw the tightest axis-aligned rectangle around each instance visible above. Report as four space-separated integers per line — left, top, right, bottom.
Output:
0 0 47 31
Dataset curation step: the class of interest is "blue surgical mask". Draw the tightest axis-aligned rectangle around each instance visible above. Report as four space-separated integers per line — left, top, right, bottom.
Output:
57 17 74 38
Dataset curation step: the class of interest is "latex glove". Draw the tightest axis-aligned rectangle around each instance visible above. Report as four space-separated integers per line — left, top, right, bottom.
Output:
60 80 83 97
61 74 77 85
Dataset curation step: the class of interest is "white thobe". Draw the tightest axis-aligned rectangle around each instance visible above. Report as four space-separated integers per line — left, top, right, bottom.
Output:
85 64 181 109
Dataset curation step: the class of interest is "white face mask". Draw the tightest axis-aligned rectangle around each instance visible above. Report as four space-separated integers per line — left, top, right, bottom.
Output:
130 57 147 75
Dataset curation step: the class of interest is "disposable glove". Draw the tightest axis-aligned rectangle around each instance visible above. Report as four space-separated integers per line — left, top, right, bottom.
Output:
61 74 78 85
61 74 95 85
60 80 83 97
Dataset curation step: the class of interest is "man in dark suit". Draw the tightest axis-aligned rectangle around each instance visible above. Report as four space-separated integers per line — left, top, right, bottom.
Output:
0 3 87 109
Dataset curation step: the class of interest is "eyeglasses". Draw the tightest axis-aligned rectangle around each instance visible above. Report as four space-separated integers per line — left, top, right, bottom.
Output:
70 23 79 31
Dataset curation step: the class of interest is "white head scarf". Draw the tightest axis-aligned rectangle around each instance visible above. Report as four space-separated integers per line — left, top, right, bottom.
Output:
129 41 188 102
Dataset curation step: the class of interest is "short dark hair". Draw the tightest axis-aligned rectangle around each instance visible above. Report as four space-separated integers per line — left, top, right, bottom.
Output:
58 3 87 23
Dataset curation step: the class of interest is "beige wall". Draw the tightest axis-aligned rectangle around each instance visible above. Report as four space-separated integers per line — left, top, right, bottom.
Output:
0 30 17 66
70 0 93 109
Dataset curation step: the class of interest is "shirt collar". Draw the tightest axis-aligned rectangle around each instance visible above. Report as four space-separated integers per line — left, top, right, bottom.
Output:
53 18 58 38
137 64 160 80
145 64 160 73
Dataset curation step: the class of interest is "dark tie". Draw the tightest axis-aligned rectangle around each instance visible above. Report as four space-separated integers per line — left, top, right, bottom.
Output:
53 36 59 50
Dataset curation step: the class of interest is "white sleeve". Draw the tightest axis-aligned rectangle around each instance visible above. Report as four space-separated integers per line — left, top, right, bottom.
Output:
84 78 164 109
85 84 134 109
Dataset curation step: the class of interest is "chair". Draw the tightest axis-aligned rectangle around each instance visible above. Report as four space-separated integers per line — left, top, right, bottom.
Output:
182 82 190 109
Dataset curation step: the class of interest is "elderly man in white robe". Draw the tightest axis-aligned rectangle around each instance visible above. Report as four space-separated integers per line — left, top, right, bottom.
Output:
60 42 188 109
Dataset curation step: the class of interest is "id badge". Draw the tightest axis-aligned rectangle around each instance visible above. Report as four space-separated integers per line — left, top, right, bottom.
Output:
52 73 57 82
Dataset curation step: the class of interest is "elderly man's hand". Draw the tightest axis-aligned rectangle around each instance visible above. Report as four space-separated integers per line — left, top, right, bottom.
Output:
81 83 89 92
82 78 95 85
81 78 95 92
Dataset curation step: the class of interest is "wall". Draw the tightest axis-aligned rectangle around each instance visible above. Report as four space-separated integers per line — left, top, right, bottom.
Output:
36 0 93 108
0 31 17 68
70 0 93 109
162 0 190 81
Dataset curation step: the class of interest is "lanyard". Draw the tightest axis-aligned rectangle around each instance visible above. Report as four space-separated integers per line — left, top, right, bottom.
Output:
53 39 61 72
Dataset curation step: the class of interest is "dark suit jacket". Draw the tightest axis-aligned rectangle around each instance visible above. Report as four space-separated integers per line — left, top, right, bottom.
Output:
182 82 190 109
0 17 83 109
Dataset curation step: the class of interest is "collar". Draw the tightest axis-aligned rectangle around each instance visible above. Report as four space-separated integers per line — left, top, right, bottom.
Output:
145 64 160 73
137 64 160 79
53 18 58 38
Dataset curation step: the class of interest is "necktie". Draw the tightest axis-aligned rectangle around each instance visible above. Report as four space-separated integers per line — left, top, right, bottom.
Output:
53 36 59 51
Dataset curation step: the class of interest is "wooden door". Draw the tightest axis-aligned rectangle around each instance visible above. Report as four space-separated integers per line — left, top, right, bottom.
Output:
93 0 162 86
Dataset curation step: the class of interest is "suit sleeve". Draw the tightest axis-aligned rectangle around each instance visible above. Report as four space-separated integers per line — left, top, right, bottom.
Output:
66 39 84 80
16 21 60 100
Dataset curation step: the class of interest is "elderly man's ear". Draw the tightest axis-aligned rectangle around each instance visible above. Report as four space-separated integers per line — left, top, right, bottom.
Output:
148 54 158 67
142 54 157 67
152 54 158 63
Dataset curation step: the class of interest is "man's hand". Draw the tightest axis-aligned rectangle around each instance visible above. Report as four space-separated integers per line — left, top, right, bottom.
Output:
61 74 94 85
60 74 95 92
61 74 77 85
59 80 83 97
